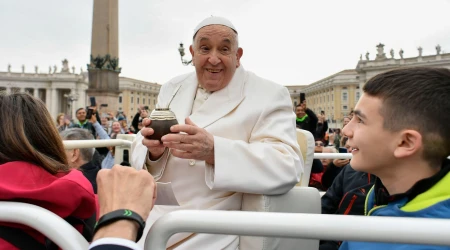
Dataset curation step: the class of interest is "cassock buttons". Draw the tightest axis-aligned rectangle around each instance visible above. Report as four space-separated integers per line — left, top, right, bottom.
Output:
188 159 196 166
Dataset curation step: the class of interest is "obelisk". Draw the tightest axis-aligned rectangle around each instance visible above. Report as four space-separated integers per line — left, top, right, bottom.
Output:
87 0 121 113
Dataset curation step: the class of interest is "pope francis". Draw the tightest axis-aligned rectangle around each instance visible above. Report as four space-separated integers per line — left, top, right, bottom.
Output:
131 16 304 249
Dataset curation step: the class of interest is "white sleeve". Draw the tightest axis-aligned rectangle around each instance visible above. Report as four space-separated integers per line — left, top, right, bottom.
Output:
89 238 141 250
93 121 110 140
205 87 303 195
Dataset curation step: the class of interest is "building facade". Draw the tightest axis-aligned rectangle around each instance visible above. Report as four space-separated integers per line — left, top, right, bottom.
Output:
0 61 89 120
118 77 161 120
301 69 359 128
289 44 450 128
285 85 306 108
0 60 161 122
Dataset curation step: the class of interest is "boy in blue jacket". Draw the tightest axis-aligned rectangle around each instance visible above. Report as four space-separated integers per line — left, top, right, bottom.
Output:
339 67 450 250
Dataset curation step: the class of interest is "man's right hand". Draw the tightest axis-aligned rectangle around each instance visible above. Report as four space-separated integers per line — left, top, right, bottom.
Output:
141 118 166 160
94 165 156 241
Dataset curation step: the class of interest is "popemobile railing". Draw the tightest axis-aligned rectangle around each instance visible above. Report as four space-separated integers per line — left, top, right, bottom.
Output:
144 210 450 250
60 137 450 249
62 134 355 162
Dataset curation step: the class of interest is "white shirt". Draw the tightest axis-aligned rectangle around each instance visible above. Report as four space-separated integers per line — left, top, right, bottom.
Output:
89 238 141 250
191 85 212 114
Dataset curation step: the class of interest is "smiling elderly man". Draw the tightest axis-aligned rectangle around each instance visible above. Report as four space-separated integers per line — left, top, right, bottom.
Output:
131 16 303 249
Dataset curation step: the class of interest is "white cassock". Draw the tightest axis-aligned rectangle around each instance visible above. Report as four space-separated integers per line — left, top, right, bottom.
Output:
131 65 303 249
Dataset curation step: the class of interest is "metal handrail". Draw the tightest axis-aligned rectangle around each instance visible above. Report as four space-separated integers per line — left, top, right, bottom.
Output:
63 139 132 149
145 210 450 250
313 153 450 160
314 153 352 159
0 202 89 250
60 140 449 160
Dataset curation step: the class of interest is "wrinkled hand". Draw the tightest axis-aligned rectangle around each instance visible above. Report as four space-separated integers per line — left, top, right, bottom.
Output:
140 118 166 160
94 165 156 241
162 117 215 165
333 159 350 167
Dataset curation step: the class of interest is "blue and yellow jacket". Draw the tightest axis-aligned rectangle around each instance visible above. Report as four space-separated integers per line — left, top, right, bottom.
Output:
340 159 450 250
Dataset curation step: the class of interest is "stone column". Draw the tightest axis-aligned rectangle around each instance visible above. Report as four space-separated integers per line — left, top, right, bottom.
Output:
45 88 52 108
77 84 87 111
33 88 39 98
51 88 58 118
6 87 11 94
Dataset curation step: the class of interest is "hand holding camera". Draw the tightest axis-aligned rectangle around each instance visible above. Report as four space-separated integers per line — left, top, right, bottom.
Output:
88 108 98 123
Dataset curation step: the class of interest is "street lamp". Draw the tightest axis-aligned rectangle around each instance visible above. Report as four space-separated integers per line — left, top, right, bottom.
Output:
178 43 192 66
64 90 79 119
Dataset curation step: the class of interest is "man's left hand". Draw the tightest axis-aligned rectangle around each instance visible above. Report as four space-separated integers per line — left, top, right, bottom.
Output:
161 117 215 165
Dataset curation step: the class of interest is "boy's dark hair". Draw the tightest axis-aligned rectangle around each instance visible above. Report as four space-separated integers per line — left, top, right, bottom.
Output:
363 67 450 166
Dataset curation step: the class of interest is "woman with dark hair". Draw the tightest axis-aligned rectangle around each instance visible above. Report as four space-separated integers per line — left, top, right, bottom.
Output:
0 93 97 249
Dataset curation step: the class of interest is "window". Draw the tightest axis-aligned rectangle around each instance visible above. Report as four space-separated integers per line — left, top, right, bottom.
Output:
137 97 140 104
342 92 348 101
342 86 347 90
327 95 329 102
294 101 297 106
119 96 122 103
143 98 145 104
332 94 334 101
343 105 348 110
154 99 156 105
131 97 134 103
356 91 360 101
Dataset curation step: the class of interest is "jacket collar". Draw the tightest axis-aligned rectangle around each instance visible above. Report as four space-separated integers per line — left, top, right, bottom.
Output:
373 159 450 206
169 66 247 129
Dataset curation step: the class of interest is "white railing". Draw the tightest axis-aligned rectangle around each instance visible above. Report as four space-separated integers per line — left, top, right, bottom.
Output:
62 134 136 165
61 139 353 159
0 202 89 250
145 210 450 250
63 139 132 149
313 153 449 160
313 153 352 159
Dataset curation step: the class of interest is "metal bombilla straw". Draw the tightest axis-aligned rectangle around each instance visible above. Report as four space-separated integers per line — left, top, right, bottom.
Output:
166 85 182 109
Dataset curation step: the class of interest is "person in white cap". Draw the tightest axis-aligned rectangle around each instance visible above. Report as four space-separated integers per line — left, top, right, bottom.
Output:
131 16 303 249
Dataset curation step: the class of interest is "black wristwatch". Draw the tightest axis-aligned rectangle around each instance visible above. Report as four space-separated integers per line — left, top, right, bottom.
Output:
93 209 146 242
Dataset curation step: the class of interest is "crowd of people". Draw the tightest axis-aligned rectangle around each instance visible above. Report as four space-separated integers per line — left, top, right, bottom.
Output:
295 99 355 192
53 104 152 186
56 104 151 137
0 16 450 250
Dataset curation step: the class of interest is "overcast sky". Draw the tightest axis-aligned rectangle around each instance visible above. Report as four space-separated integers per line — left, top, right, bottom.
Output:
1 0 450 86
